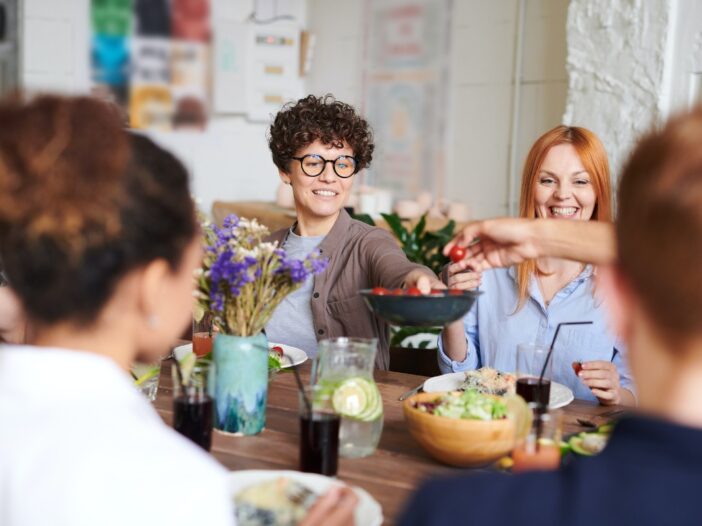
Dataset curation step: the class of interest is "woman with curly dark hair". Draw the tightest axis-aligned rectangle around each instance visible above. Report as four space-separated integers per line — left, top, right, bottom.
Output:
265 94 443 369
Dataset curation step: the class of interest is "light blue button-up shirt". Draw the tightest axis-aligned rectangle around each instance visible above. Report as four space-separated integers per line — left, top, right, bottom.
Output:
437 266 635 402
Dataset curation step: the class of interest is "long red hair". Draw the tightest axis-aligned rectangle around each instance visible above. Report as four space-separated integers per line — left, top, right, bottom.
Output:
515 126 613 310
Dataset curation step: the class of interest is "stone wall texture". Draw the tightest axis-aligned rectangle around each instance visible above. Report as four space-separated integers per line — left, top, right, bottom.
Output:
563 0 673 178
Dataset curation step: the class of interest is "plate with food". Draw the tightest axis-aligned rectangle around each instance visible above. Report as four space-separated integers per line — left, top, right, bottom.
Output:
423 367 574 409
360 288 480 327
229 470 382 526
268 343 308 369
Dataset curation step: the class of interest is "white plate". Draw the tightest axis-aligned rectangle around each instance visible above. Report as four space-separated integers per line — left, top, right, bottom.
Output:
173 342 307 369
269 342 308 368
423 371 575 409
228 470 383 526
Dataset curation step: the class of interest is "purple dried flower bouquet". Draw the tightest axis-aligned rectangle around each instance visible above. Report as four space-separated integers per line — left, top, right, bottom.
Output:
194 214 328 336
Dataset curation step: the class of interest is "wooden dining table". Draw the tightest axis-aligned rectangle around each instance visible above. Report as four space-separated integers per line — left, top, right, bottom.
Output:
154 361 626 525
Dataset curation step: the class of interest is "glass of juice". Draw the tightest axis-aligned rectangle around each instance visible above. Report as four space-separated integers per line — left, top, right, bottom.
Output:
192 313 215 357
516 343 552 406
299 385 341 477
172 360 214 451
512 405 563 473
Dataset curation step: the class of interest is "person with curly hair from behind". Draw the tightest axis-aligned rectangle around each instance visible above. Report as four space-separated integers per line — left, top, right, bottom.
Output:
265 94 444 369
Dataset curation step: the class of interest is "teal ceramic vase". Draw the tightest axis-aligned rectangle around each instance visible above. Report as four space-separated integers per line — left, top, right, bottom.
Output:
212 332 268 435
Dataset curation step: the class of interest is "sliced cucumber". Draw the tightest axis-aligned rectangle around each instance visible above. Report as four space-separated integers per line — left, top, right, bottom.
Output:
568 435 594 456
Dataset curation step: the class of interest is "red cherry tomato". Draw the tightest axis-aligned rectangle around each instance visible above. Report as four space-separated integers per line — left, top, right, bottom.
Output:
271 345 285 357
392 288 405 295
572 361 583 375
406 287 422 296
448 289 464 295
449 245 467 263
371 287 389 295
430 288 445 294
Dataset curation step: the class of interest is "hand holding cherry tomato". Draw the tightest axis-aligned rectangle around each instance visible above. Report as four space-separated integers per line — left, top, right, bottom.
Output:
449 245 467 263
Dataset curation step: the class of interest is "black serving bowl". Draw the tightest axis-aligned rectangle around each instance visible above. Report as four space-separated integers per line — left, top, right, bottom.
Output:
360 289 481 327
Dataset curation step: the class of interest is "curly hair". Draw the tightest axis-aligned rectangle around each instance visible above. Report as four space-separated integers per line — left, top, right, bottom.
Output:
268 94 374 173
0 95 197 325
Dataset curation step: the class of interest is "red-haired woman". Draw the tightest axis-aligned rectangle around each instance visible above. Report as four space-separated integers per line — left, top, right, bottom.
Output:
439 126 635 406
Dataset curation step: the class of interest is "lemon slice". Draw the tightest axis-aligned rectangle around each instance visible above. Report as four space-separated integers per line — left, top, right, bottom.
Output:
504 394 532 440
332 378 369 418
132 363 160 386
331 377 383 421
178 351 197 386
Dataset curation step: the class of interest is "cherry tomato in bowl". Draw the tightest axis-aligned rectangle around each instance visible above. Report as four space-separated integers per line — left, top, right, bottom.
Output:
371 287 389 295
406 287 423 296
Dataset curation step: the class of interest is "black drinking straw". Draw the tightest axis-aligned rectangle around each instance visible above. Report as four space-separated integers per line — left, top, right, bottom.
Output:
534 320 593 448
286 354 312 414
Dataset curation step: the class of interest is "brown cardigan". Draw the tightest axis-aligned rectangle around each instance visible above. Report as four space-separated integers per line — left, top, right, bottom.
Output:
266 210 434 369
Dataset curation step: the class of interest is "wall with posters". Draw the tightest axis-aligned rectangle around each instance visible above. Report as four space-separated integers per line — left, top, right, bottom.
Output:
21 0 575 220
307 0 569 219
20 0 306 215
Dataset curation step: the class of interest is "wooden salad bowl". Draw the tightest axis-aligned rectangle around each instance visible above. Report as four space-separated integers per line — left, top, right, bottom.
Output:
403 391 515 467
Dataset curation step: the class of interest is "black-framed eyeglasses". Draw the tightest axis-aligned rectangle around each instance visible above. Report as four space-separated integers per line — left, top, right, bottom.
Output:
291 154 358 178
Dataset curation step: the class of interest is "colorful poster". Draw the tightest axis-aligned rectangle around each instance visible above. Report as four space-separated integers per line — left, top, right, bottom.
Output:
90 0 133 106
90 0 211 131
362 0 452 198
129 37 172 130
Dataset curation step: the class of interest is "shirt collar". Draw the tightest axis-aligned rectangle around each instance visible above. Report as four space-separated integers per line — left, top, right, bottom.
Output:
316 208 352 258
276 209 350 258
507 264 593 282
506 264 594 310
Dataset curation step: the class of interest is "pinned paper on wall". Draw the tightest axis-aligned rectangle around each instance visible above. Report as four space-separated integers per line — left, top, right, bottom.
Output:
90 0 212 131
212 21 248 114
362 0 452 199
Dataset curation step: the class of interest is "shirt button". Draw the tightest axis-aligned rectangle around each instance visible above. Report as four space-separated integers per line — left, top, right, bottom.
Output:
313 292 320 298
317 329 325 335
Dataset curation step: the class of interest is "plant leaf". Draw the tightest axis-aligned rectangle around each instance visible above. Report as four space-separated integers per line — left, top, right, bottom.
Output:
412 214 427 238
353 213 376 226
381 213 409 243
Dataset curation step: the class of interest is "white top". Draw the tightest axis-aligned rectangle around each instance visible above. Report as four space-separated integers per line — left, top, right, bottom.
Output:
0 345 235 526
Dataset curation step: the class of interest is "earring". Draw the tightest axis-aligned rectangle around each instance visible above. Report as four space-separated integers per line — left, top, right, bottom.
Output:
148 314 160 328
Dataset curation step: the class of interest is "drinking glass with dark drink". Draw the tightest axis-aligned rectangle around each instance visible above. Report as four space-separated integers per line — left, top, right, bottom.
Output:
512 405 562 472
173 360 214 451
516 343 552 406
299 385 341 477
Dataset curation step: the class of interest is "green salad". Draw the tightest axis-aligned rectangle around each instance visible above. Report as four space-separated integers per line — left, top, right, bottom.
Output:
415 389 507 421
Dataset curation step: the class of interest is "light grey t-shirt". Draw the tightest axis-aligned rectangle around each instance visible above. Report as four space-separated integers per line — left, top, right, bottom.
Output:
265 229 325 358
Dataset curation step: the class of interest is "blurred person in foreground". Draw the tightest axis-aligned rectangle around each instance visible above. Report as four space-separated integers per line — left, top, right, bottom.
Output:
439 126 635 405
0 95 355 526
398 108 702 525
